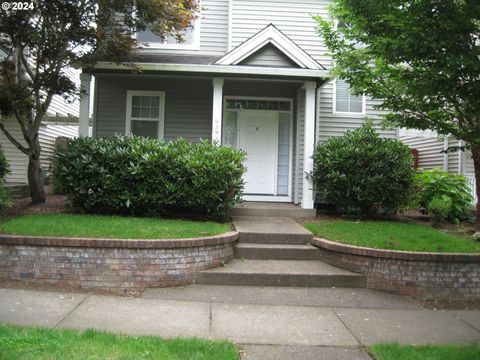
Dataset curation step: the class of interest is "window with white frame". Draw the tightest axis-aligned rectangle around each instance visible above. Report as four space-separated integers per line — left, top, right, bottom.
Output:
334 79 364 114
136 21 199 49
126 91 165 139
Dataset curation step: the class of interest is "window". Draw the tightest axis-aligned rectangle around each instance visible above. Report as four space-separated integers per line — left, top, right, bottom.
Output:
126 91 165 139
333 79 365 115
136 21 199 49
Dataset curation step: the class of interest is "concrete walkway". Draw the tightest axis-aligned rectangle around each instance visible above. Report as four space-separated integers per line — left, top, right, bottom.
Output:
1 286 479 360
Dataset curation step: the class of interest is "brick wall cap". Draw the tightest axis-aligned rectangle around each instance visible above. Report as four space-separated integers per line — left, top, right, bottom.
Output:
311 237 480 262
0 231 238 249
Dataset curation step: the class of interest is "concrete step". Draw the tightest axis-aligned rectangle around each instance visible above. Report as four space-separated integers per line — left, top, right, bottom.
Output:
229 202 316 219
196 259 366 288
239 232 312 244
233 216 313 245
235 243 323 260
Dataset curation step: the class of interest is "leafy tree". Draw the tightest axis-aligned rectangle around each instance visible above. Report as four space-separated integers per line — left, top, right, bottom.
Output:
315 0 480 230
0 0 198 203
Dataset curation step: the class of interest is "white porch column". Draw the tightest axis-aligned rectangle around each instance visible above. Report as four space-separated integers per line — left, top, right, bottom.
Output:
79 73 92 137
212 78 224 143
301 81 317 209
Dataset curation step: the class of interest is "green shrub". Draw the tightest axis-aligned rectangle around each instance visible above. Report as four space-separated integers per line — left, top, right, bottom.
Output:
414 168 473 223
312 121 415 215
52 136 246 219
0 143 10 209
427 195 452 227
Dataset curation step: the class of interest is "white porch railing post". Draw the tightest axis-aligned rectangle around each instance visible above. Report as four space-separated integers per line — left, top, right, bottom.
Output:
79 73 92 137
301 81 317 209
212 78 224 144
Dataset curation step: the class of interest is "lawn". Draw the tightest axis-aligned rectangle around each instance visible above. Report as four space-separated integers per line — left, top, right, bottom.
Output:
0 213 231 239
304 220 480 253
369 343 480 360
0 324 239 360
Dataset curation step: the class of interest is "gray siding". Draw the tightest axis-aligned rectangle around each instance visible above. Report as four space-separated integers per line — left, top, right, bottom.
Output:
95 76 213 142
137 0 229 56
465 151 475 176
448 138 460 173
400 136 446 170
317 81 396 143
239 44 299 68
230 0 329 66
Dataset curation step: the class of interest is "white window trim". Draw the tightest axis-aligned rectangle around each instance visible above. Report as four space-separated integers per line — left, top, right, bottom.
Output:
125 90 166 139
136 17 201 50
332 78 366 117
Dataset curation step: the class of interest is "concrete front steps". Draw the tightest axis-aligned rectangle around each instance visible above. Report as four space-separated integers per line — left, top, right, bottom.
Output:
195 216 366 289
196 259 366 288
235 243 323 261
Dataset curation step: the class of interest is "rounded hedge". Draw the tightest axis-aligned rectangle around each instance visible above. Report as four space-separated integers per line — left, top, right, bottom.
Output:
312 122 415 215
414 168 473 223
52 136 246 219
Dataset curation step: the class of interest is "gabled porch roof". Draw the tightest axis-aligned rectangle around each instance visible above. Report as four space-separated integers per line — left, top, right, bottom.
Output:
214 24 325 70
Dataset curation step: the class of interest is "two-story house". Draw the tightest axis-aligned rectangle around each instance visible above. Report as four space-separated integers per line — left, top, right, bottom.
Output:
78 0 395 210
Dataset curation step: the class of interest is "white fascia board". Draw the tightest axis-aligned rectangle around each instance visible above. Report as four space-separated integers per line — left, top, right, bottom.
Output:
92 61 329 79
214 25 322 70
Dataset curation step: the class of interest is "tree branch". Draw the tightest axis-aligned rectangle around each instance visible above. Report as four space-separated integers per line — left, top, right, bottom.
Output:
0 120 29 155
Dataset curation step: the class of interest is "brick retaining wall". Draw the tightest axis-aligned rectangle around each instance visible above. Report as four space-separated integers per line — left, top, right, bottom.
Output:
311 237 480 300
0 232 238 292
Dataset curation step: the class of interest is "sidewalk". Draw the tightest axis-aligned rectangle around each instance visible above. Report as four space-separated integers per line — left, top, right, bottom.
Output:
1 286 479 360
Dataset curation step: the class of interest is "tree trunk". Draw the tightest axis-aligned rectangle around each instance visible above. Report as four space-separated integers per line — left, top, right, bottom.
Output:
471 145 480 233
27 136 45 204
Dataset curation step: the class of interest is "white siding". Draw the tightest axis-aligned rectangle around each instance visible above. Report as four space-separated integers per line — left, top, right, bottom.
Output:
317 81 395 143
294 89 305 205
230 0 329 66
0 117 77 184
47 67 81 117
400 136 445 170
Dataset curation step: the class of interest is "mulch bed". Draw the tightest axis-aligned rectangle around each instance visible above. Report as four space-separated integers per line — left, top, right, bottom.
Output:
3 194 71 218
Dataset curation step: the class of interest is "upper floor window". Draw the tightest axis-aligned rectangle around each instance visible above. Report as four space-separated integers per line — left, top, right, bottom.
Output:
333 79 365 115
136 21 200 50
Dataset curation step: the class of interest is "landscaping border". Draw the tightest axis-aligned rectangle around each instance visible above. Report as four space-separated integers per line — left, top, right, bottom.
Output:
311 237 480 300
0 232 238 292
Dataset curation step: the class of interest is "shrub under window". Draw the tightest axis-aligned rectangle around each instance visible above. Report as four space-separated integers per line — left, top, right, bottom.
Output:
52 136 246 219
312 122 415 215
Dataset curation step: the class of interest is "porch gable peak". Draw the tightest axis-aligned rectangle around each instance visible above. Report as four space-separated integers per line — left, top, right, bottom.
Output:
214 24 324 70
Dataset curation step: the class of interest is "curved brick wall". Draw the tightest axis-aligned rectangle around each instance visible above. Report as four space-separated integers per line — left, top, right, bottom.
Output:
0 232 238 292
311 237 480 300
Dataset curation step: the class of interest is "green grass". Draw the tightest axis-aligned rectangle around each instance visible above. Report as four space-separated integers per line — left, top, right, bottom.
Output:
304 220 480 253
0 213 231 239
369 343 480 360
0 324 239 360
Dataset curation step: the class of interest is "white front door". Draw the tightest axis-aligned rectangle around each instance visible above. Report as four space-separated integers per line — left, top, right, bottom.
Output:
238 110 277 195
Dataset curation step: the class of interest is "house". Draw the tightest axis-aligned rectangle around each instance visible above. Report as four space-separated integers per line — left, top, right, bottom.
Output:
400 129 477 204
0 46 84 194
78 0 395 210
